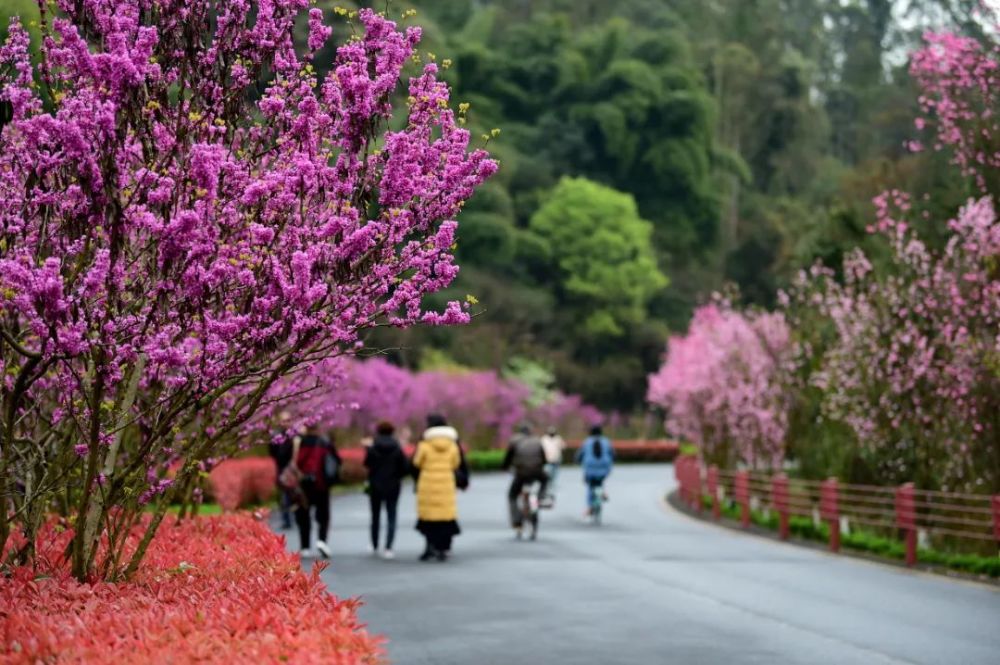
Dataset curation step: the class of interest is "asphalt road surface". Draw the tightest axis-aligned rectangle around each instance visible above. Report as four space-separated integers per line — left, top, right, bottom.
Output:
274 464 1000 665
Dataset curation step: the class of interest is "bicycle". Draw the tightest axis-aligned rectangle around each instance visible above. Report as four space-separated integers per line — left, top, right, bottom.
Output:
517 481 541 540
587 477 607 525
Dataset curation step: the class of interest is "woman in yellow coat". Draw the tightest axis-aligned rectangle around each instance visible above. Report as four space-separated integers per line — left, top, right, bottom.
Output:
413 414 462 561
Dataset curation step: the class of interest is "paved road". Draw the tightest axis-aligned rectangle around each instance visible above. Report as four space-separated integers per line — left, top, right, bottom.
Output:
273 465 999 664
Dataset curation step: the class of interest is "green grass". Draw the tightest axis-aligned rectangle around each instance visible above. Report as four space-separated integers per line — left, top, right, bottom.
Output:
696 495 999 578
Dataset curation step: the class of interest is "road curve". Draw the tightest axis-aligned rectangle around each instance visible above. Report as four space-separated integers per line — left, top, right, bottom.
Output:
274 464 999 665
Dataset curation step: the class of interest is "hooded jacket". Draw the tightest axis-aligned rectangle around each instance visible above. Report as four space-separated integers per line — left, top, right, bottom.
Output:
413 426 461 521
364 434 407 495
576 436 614 479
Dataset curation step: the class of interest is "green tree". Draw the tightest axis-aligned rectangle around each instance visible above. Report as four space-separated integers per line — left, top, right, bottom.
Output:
529 177 667 338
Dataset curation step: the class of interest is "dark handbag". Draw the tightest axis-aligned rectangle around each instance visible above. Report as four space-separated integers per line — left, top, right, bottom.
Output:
455 443 470 490
323 449 340 485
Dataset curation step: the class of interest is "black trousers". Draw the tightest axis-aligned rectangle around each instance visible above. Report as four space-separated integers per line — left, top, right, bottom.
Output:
295 480 330 550
508 471 548 527
369 487 400 550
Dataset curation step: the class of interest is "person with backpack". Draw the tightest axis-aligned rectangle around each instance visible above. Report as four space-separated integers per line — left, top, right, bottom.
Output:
364 421 408 559
575 424 614 516
284 423 341 559
502 423 548 535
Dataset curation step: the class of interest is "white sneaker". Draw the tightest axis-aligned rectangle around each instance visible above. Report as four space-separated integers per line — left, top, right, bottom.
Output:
368 544 377 555
300 548 317 558
381 549 395 560
316 540 331 559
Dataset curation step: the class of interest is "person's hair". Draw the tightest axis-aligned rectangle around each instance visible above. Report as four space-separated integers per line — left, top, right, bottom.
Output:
376 421 395 435
518 421 532 434
589 424 603 436
426 413 447 427
546 426 557 435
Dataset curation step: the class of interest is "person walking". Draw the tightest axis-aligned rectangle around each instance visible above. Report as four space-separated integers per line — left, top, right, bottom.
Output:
502 423 548 535
268 411 295 529
412 414 462 561
540 425 565 500
575 424 614 516
291 424 341 559
364 421 408 560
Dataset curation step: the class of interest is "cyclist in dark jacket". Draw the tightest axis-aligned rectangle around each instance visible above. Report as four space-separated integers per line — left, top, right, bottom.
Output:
364 421 408 559
502 423 548 531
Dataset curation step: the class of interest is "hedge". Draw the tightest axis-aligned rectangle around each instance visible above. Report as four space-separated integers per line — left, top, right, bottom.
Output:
0 514 382 663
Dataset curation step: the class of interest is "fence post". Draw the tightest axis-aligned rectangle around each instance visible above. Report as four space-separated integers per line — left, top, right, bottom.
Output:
735 470 750 528
993 496 1000 549
896 483 917 567
707 465 720 520
772 474 790 540
820 478 839 552
692 459 703 513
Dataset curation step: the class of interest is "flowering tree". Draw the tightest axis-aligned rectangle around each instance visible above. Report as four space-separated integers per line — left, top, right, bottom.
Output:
778 30 1000 492
785 195 999 491
647 302 793 469
0 2 495 579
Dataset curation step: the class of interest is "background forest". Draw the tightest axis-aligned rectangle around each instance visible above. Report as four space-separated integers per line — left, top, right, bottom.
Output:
365 0 990 413
1 0 989 415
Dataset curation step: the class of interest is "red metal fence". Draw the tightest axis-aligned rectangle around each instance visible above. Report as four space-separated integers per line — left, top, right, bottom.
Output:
673 455 1000 566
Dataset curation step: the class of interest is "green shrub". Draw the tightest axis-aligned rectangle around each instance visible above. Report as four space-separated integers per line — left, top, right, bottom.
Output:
466 448 506 471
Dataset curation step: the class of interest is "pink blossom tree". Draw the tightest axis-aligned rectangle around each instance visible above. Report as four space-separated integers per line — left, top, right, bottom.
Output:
647 302 793 469
784 195 999 491
780 30 1000 492
0 2 495 579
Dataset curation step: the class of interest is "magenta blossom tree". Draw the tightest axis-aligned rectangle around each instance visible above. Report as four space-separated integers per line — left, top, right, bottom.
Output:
0 1 495 578
647 302 793 469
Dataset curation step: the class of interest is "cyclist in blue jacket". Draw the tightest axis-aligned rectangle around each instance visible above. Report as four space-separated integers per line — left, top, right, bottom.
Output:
575 425 614 515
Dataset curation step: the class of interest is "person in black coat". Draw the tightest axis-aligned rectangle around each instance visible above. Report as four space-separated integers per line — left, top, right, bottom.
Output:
364 421 408 559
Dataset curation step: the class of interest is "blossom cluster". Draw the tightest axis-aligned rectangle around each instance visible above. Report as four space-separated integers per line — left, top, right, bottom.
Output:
910 30 999 195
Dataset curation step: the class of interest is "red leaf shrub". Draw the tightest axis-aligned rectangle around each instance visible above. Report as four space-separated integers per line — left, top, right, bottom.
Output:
564 440 680 463
208 457 277 511
0 515 382 663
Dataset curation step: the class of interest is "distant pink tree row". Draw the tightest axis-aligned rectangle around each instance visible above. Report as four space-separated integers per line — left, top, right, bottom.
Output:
646 303 793 470
0 2 494 579
278 358 603 447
